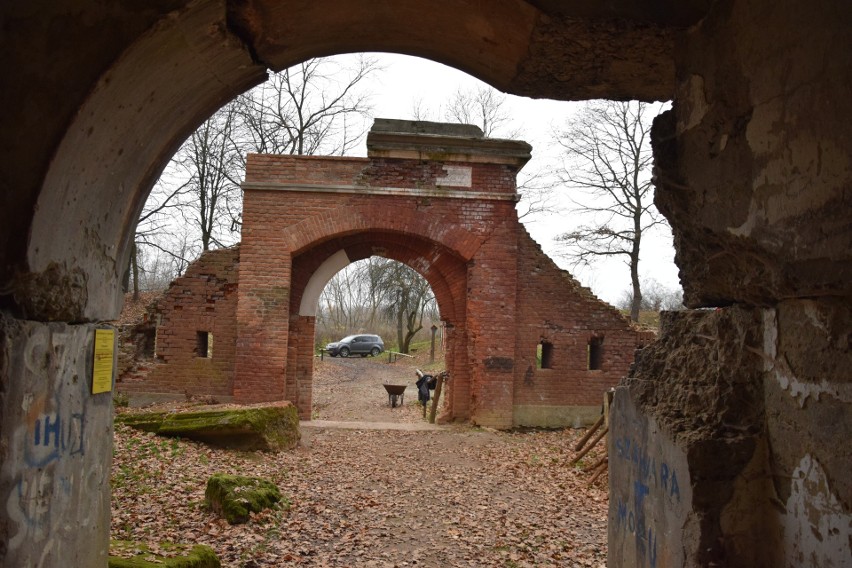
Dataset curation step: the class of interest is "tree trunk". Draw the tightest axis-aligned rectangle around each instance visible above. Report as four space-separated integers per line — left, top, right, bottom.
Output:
396 294 405 352
131 241 140 302
630 228 642 322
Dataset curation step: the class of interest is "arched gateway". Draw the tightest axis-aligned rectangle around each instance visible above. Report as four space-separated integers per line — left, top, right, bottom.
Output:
122 120 651 428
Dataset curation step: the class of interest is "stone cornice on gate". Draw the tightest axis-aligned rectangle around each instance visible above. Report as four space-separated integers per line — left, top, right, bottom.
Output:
366 118 532 167
240 181 520 202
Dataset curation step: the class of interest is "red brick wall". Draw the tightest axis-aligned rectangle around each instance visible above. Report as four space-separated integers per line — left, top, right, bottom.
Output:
133 153 653 428
119 247 239 397
234 154 517 419
512 228 654 423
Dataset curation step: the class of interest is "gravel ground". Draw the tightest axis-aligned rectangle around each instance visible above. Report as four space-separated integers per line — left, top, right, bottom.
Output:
311 352 444 423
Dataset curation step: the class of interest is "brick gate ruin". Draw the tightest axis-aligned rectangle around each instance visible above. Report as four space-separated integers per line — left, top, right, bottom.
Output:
121 120 651 429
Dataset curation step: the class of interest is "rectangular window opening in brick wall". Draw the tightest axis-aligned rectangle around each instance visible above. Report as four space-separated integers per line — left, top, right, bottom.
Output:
142 329 155 358
588 336 603 370
539 340 554 369
196 331 212 358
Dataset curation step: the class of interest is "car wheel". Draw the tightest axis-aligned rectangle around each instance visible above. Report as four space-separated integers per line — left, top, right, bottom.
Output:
339 347 350 357
370 347 380 357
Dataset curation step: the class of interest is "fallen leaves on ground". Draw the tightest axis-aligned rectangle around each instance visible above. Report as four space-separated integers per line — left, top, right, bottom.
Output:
112 423 608 567
113 349 608 567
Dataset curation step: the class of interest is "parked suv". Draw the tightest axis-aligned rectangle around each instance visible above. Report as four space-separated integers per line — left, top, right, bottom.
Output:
325 334 385 358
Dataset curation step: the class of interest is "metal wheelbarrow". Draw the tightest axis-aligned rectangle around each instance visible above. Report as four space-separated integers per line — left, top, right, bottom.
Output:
383 383 407 408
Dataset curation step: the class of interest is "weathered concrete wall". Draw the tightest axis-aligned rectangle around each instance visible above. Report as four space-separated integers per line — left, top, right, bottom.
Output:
762 299 852 567
610 304 851 566
609 0 852 565
0 314 113 566
609 385 691 568
653 0 852 307
611 307 769 567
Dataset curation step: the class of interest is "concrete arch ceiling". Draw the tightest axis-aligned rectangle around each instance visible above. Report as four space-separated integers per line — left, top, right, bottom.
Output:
3 0 707 322
291 230 468 323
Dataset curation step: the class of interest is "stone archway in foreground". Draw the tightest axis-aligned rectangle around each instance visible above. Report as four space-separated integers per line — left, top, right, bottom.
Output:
2 1 850 566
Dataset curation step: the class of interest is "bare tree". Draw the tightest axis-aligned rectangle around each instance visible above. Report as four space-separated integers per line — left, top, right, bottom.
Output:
315 257 438 353
174 102 242 252
233 55 379 158
439 85 559 223
135 56 381 286
618 278 683 312
130 164 196 296
135 100 241 288
554 100 668 322
444 86 518 138
515 167 561 222
371 259 436 353
318 264 365 336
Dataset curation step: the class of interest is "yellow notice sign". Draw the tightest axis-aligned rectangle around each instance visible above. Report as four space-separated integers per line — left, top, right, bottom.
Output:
92 328 115 394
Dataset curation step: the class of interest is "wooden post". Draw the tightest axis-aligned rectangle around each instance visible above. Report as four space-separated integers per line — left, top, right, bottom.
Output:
430 324 438 363
588 458 609 485
571 426 608 465
429 373 444 424
574 414 604 452
604 388 614 428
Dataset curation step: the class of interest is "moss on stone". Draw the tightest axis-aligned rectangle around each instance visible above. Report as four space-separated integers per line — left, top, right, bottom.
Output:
108 540 220 568
205 473 288 524
115 410 169 432
115 402 300 451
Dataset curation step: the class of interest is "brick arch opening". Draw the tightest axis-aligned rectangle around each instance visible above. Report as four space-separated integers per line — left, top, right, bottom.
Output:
284 229 470 419
290 230 468 324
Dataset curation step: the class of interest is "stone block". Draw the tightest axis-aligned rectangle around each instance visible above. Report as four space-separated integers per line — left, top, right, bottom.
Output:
204 473 287 524
116 402 301 451
109 540 220 567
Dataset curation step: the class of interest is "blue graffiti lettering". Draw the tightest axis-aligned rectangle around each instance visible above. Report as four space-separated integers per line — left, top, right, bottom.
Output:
26 410 86 467
670 469 680 501
617 497 627 526
634 480 650 508
648 528 657 568
62 413 85 456
612 434 681 567
42 414 61 448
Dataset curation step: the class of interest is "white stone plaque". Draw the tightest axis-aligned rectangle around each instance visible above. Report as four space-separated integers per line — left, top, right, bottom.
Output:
437 165 472 188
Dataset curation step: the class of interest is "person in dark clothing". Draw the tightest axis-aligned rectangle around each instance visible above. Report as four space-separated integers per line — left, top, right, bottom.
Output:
416 374 437 406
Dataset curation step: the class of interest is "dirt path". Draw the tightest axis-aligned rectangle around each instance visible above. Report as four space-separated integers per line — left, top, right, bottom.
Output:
112 352 610 567
112 424 608 567
311 352 440 423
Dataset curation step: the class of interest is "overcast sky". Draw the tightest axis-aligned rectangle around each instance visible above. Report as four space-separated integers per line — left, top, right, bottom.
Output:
348 52 681 306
